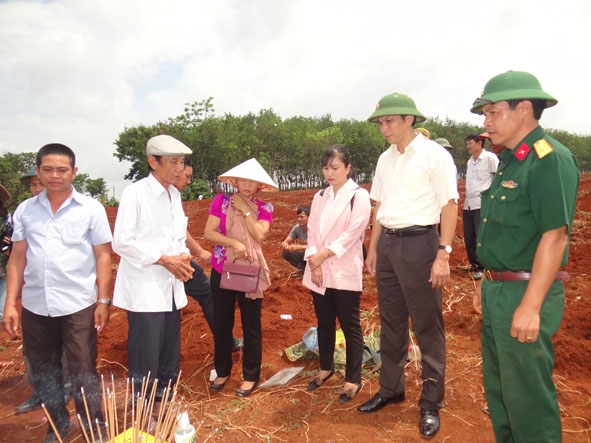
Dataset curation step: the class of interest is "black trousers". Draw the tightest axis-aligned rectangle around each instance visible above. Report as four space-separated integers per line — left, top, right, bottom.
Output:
127 300 181 396
375 227 446 410
22 305 102 432
312 288 363 384
211 269 262 382
281 249 305 270
463 209 483 271
184 260 215 332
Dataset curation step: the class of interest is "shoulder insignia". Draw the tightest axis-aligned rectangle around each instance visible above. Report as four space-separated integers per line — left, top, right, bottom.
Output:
514 143 531 161
533 139 554 159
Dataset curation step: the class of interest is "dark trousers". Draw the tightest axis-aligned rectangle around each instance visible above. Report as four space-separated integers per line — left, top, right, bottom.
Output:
22 305 102 432
281 249 305 270
184 260 215 332
463 209 483 271
211 269 262 382
312 288 363 384
375 227 446 410
127 300 181 396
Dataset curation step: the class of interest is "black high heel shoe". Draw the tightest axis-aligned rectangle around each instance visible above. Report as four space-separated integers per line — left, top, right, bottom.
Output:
307 369 335 391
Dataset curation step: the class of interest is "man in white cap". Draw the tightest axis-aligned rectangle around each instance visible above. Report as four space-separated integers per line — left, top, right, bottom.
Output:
113 134 194 398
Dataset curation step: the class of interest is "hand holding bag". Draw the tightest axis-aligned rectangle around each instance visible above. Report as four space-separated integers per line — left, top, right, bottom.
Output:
219 260 261 293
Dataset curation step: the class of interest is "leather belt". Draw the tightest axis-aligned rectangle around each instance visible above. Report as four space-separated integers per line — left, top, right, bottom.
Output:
382 225 434 237
484 270 570 282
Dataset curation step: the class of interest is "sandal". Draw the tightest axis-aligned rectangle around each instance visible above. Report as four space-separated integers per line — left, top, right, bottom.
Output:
307 369 335 391
337 382 362 403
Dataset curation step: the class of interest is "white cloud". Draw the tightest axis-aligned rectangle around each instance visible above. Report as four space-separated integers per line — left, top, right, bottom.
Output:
1 0 590 198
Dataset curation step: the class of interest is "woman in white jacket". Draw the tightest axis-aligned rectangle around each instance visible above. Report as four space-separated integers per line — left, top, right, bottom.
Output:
303 145 371 402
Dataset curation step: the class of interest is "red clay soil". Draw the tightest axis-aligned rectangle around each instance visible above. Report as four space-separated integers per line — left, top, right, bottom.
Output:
1 177 591 442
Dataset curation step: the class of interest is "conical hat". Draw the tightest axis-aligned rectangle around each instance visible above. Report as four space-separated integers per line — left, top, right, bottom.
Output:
218 158 278 192
0 184 11 203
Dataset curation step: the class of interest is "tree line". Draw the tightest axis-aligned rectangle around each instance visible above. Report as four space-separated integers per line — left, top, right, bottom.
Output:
2 97 589 209
114 98 591 196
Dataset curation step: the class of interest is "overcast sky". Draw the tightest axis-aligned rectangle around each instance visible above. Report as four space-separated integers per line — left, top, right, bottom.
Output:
1 0 590 198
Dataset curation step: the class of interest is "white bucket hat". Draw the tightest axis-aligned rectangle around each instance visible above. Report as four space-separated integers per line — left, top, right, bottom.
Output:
218 158 279 192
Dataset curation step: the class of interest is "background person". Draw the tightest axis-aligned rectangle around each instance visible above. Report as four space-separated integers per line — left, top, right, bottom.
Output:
112 134 194 398
281 206 310 273
3 143 112 442
20 166 45 197
358 93 458 439
0 184 12 327
462 134 499 280
471 70 579 443
302 146 371 403
204 158 277 398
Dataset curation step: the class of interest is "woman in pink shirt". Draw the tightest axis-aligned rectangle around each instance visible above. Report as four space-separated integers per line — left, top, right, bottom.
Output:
303 146 371 402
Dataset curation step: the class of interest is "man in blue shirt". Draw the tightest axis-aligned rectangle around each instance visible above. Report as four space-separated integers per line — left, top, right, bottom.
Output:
3 143 113 443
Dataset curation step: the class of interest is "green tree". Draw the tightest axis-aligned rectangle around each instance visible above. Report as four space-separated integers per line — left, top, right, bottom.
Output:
86 178 108 200
72 173 89 194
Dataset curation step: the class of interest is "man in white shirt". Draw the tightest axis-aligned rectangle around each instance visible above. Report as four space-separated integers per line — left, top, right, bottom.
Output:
3 143 112 443
463 134 499 280
113 135 194 398
358 93 458 439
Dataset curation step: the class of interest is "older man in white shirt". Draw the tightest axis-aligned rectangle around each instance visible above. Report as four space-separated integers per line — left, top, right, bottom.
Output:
463 134 499 279
113 134 194 398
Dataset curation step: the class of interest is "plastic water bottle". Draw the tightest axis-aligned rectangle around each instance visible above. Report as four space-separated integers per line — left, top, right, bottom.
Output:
175 411 196 443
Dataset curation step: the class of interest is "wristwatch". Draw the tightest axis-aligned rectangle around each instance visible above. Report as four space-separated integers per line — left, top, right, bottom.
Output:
244 211 251 218
438 245 452 254
97 299 112 306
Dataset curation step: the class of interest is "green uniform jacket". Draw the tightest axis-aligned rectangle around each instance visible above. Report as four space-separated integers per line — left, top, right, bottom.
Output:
477 126 579 271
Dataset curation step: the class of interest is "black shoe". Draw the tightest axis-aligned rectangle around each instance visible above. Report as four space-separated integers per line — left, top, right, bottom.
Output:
15 394 42 414
357 392 405 413
210 377 228 393
232 337 244 352
420 409 440 437
236 380 258 398
338 383 362 403
307 369 335 391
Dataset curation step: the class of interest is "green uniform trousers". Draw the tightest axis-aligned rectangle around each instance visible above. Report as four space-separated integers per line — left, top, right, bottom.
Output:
481 279 564 443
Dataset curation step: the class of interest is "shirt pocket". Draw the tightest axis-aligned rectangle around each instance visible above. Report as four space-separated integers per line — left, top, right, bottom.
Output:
487 186 521 228
61 221 89 245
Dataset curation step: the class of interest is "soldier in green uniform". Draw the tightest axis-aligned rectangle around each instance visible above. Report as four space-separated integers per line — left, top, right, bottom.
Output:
471 71 579 442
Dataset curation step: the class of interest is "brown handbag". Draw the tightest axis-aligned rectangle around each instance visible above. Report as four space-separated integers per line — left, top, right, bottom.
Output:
219 260 261 293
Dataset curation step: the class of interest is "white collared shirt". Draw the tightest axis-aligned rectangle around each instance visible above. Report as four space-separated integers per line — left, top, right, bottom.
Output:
370 135 459 229
113 174 189 312
464 149 499 210
11 188 112 316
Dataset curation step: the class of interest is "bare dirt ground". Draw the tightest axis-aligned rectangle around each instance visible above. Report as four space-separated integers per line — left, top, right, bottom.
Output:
1 176 591 442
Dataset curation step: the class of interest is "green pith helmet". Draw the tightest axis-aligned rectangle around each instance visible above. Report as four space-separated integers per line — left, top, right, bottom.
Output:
368 92 426 123
471 70 557 114
435 138 452 149
20 166 37 184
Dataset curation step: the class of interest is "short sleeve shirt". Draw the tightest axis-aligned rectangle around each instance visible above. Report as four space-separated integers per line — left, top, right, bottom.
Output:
288 225 308 244
370 135 459 228
12 188 113 316
477 126 579 271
